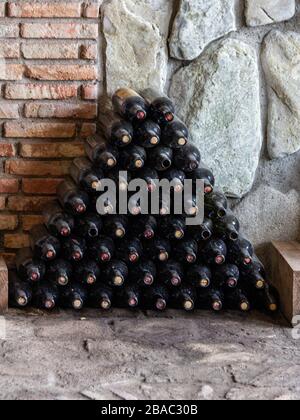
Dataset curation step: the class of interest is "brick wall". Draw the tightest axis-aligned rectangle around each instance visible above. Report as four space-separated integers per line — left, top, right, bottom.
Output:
0 1 101 267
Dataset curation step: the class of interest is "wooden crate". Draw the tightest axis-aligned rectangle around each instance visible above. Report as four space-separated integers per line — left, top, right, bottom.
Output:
0 257 8 314
270 241 300 324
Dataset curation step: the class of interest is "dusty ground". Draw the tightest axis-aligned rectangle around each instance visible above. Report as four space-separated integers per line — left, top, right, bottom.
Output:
0 308 299 400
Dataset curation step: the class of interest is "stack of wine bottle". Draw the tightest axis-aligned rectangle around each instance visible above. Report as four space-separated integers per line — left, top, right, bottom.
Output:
9 87 279 314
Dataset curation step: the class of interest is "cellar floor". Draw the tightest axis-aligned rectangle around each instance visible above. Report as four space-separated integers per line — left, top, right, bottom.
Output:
0 309 299 400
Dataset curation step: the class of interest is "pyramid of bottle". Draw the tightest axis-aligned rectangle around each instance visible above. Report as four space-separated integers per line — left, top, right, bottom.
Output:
10 87 279 314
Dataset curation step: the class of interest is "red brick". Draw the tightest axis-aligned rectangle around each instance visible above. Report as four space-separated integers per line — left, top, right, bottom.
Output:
0 143 17 157
0 64 24 81
25 65 97 81
0 24 19 38
0 41 20 59
0 103 19 119
24 103 97 119
22 178 63 195
81 43 97 60
0 215 19 231
20 142 85 158
5 83 78 100
22 215 44 232
80 123 96 137
8 2 82 18
8 196 55 212
5 160 71 177
22 42 79 60
0 179 19 194
82 83 98 100
83 2 100 18
4 233 30 249
21 23 98 39
0 197 6 210
4 122 76 138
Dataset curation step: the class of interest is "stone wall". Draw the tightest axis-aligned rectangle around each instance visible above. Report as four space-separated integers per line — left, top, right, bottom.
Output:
0 0 300 266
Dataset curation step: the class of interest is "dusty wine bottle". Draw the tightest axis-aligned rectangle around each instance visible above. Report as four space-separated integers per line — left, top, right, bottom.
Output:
85 135 119 171
43 202 74 238
251 284 279 313
112 88 148 122
134 120 161 148
76 213 103 239
201 239 227 266
171 285 197 312
214 211 240 242
213 264 240 289
240 258 266 290
104 260 129 287
187 264 212 289
70 158 104 193
89 236 115 263
57 180 89 216
141 88 175 124
173 144 201 172
190 168 215 195
99 110 134 147
227 238 254 267
76 259 100 286
107 167 131 192
225 288 250 312
163 168 185 193
130 215 157 240
120 145 146 171
159 216 186 241
138 167 158 193
190 217 214 241
60 283 88 311
30 224 61 261
116 237 143 264
148 146 173 172
142 284 170 311
162 117 188 149
116 283 141 308
158 260 184 287
173 239 198 264
130 259 157 286
9 272 33 308
89 284 114 310
197 288 224 312
62 236 87 262
104 215 129 239
47 259 72 286
16 248 46 283
144 238 171 262
33 281 59 310
205 191 228 219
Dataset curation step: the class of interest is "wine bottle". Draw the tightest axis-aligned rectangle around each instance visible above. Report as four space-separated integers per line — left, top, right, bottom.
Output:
134 120 161 148
240 257 266 290
138 167 158 193
89 236 115 263
128 192 142 216
99 110 133 147
76 259 100 286
142 284 170 311
184 194 199 216
227 238 254 267
112 88 148 122
190 167 215 195
130 215 157 240
158 260 184 287
33 281 59 310
190 217 213 241
141 88 175 124
89 284 114 310
173 239 198 264
187 264 212 289
9 272 33 308
116 283 141 308
60 283 88 310
130 259 157 286
76 213 103 239
85 135 119 171
162 117 188 149
103 215 129 239
201 239 227 265
225 288 250 312
116 237 143 264
107 167 131 192
213 264 240 289
43 202 74 238
159 196 171 216
62 236 87 262
30 224 61 261
163 168 185 193
205 191 228 219
197 288 224 312
120 144 146 171
144 238 171 262
57 180 89 216
173 144 201 172
171 285 197 312
159 216 186 241
70 158 104 193
250 284 279 313
214 211 240 242
47 259 72 286
104 260 129 287
148 146 173 171
16 248 46 283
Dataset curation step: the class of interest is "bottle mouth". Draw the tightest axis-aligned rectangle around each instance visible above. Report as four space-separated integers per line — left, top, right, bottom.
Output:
147 182 156 193
58 275 69 286
240 301 250 312
101 298 111 310
29 270 40 282
73 250 83 261
183 299 194 312
187 206 198 216
129 252 139 263
107 157 117 168
119 181 128 192
91 180 101 191
158 251 168 262
174 229 185 240
227 277 238 288
171 276 181 287
113 275 124 286
45 298 55 310
160 207 169 216
229 231 239 241
60 226 71 237
156 298 166 311
128 297 138 308
201 230 212 240
115 227 126 238
150 136 159 146
73 298 83 310
134 159 144 169
87 274 96 285
164 112 174 122
122 135 132 145
217 208 226 218
161 159 171 170
173 179 184 193
186 253 196 264
215 255 225 265
212 300 222 312
131 206 141 216
144 228 154 240
204 185 213 194
269 303 278 312
17 295 28 307
88 227 99 238
136 110 146 120
75 203 86 214
243 257 252 265
200 278 210 288
100 251 111 262
144 274 154 286
46 249 56 260
177 137 187 147
189 160 198 171
256 279 265 290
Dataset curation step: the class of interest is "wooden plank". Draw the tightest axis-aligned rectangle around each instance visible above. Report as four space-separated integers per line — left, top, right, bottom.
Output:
0 257 8 314
271 241 300 324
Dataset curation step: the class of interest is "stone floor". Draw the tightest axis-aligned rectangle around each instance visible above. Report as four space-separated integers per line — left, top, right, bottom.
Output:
0 308 299 400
